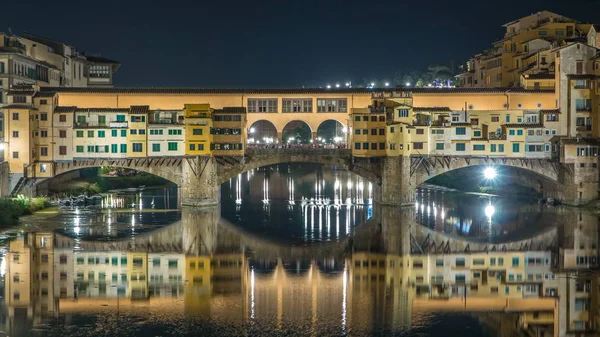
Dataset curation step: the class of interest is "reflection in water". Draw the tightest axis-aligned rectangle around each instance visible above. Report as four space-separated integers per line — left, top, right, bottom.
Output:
221 164 373 243
0 204 598 337
414 187 560 243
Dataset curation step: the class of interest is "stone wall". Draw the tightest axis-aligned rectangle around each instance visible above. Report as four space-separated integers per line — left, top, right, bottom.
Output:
0 162 9 197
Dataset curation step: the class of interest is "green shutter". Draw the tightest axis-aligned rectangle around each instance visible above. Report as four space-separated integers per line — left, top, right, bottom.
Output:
120 144 127 153
111 130 117 137
76 146 84 153
87 130 94 137
152 143 160 152
121 130 126 137
76 130 84 137
111 144 117 153
98 130 105 138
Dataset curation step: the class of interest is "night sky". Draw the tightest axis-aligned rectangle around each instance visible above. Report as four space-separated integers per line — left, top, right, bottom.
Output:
3 0 600 87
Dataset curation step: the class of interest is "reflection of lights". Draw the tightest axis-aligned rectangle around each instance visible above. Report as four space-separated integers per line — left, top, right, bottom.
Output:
484 167 497 180
342 265 347 334
250 269 255 320
485 204 495 218
0 257 5 277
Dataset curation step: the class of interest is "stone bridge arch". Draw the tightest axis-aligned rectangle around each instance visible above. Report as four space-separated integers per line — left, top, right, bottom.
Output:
35 158 184 196
215 148 381 186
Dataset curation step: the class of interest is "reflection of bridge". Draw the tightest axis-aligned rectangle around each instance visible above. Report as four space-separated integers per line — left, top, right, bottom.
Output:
36 148 584 206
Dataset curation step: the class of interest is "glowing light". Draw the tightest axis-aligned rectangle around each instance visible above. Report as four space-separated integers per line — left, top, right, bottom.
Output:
342 127 348 133
370 82 375 87
485 204 495 218
345 82 351 87
249 127 255 133
405 82 411 87
326 85 332 89
483 167 497 180
335 83 340 88
384 82 390 87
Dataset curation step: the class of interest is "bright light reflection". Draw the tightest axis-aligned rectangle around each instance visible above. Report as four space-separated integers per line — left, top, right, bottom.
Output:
484 167 497 180
485 204 495 218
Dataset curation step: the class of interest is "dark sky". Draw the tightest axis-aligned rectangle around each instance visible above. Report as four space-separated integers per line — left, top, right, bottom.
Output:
3 0 600 87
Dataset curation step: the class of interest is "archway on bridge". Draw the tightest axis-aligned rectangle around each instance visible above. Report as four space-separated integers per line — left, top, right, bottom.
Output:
282 120 312 144
36 166 180 209
248 120 278 145
316 119 347 145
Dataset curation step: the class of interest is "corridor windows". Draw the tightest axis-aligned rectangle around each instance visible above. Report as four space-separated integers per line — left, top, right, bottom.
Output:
248 98 277 113
282 99 312 112
316 99 347 112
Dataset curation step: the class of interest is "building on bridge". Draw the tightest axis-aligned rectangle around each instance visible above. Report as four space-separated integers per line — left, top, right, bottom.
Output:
1 82 600 204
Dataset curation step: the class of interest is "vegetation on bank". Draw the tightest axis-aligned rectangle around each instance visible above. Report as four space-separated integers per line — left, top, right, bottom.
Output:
0 196 52 227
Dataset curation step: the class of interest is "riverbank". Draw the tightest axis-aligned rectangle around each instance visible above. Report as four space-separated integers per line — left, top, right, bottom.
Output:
53 174 171 196
0 196 53 227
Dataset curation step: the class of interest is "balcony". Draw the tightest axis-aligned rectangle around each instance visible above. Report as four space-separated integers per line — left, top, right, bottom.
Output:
576 107 592 112
431 120 451 127
488 132 507 140
149 119 180 125
369 106 387 113
577 125 592 131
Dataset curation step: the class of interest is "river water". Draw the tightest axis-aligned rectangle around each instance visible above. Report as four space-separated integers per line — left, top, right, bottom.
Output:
0 163 595 336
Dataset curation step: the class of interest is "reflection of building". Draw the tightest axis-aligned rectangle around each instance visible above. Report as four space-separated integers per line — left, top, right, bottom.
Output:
4 228 600 337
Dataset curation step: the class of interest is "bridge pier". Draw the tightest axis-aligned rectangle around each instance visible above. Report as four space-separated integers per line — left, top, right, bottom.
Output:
181 156 220 207
376 156 415 206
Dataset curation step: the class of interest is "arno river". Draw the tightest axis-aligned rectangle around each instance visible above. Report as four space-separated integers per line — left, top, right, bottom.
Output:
0 163 596 336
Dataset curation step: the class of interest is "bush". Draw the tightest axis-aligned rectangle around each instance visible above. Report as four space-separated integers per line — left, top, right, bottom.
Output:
0 198 29 226
87 182 102 194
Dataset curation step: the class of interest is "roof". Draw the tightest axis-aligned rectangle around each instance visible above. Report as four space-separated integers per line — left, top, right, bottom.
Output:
40 87 381 95
1 104 37 110
567 74 599 79
540 109 561 114
54 106 77 113
504 123 543 128
7 90 35 96
213 107 247 114
559 137 600 146
76 108 130 113
129 105 149 114
523 73 555 80
33 91 56 98
413 107 451 112
411 87 554 94
84 55 119 64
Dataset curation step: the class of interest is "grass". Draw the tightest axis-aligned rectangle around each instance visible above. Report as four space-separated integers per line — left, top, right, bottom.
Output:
0 196 52 227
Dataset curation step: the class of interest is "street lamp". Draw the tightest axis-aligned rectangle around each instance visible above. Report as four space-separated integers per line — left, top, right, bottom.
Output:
405 82 411 87
326 85 332 89
485 204 495 218
345 82 351 87
384 82 390 87
342 127 348 133
336 83 340 88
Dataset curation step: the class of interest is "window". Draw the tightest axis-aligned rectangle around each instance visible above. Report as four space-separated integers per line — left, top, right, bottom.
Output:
490 144 497 152
130 129 137 135
455 257 466 267
456 143 466 151
575 299 590 311
40 113 47 121
98 130 105 138
40 130 48 138
87 130 94 138
491 116 499 122
121 130 127 137
472 258 485 265
471 118 478 125
490 257 496 266
317 99 347 112
498 144 504 152
12 151 18 159
59 146 67 155
111 130 117 137
282 99 312 112
379 143 385 150
473 144 485 151
473 130 481 137
89 65 110 78
111 144 118 153
512 257 519 267
76 146 84 153
40 147 48 156
416 129 424 135
138 129 146 135
576 60 583 74
517 130 523 136
13 96 26 103
130 115 145 122
512 143 520 153
398 109 409 118
379 128 385 135
455 127 466 135
58 130 67 138
190 144 196 151
505 115 510 122
168 142 178 151
120 144 127 153
132 143 143 152
12 112 18 120
12 131 18 138
152 143 160 152
413 142 424 150
436 143 444 150
248 98 278 112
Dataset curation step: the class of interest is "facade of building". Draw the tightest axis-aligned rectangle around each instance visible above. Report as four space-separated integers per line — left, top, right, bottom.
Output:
457 11 592 89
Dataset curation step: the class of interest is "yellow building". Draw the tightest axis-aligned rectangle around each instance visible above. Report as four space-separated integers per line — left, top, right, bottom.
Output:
184 104 212 156
350 108 386 157
211 107 247 156
127 106 149 157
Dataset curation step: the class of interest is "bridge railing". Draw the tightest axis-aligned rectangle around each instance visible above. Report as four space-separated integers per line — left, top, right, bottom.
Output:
245 147 352 157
